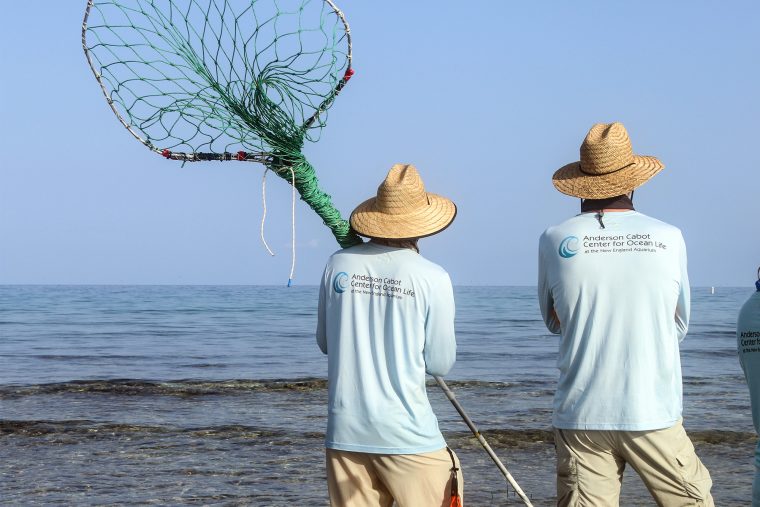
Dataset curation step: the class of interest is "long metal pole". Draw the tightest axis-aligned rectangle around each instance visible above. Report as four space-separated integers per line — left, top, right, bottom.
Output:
434 376 533 507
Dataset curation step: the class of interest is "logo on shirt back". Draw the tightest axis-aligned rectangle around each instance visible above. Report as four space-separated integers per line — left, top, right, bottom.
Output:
558 236 579 258
333 272 349 293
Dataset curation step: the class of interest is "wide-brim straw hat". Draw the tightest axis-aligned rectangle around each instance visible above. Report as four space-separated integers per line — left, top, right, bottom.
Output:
350 164 457 239
552 122 664 199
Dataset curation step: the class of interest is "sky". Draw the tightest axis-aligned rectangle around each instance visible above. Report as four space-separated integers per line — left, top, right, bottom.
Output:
1 1 758 286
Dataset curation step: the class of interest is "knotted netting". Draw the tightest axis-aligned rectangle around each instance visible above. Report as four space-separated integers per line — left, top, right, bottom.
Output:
82 0 361 248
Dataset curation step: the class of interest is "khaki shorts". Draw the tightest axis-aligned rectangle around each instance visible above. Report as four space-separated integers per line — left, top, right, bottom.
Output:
554 420 713 506
326 447 462 507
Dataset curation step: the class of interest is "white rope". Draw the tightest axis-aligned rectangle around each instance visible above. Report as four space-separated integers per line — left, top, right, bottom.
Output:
259 166 297 286
260 168 275 256
288 166 296 287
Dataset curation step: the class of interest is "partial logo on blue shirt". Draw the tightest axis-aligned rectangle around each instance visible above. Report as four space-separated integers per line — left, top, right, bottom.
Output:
558 236 579 258
333 272 349 293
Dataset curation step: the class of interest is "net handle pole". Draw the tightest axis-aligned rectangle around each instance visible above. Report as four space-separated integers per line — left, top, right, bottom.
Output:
433 375 534 507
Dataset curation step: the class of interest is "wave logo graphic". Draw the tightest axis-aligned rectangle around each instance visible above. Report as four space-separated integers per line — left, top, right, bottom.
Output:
558 236 579 258
333 272 349 293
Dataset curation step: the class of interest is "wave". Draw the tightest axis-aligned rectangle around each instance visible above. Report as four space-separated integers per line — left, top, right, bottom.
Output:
687 430 757 445
683 374 746 385
0 378 556 398
0 378 329 398
4 354 153 361
446 429 555 449
447 429 757 448
681 349 744 359
0 420 288 439
2 420 753 447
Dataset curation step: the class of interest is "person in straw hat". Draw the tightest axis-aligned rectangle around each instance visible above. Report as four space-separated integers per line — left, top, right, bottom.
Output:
317 163 462 506
537 122 714 506
737 267 760 506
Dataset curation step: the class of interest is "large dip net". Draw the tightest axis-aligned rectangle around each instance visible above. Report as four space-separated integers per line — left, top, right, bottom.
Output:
82 0 362 249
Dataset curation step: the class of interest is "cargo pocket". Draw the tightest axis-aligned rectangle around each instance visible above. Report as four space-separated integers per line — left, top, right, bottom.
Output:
675 445 713 503
555 430 579 507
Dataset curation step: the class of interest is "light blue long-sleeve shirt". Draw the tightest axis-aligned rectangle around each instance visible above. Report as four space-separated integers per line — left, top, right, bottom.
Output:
317 242 456 454
737 288 760 505
538 211 690 430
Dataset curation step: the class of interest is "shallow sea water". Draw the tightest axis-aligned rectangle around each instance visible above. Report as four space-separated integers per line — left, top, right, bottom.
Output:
0 285 755 505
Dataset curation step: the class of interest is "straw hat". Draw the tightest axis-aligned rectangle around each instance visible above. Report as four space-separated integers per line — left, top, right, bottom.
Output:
350 164 457 239
552 122 664 199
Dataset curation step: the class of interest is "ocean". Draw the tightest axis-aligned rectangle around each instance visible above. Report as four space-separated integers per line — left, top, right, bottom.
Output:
0 285 755 506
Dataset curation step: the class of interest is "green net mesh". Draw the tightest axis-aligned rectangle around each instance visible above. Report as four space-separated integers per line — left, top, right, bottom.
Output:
83 0 361 248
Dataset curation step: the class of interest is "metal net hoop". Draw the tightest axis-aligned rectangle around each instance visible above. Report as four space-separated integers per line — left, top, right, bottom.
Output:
83 0 361 248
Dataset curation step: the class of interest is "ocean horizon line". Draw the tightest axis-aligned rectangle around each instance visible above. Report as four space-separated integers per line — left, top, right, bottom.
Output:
0 283 743 289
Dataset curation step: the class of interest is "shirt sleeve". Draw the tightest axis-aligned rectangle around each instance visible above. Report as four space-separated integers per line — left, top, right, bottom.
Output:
675 233 690 342
423 273 456 376
316 268 328 354
538 232 561 334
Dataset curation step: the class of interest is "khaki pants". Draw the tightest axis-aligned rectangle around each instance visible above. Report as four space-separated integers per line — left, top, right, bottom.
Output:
555 420 713 506
326 447 462 507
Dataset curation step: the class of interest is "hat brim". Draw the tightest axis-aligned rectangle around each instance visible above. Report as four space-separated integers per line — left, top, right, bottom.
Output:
552 155 664 199
350 193 457 239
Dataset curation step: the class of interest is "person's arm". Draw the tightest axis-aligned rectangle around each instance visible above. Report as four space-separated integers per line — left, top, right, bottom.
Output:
675 233 690 342
538 233 561 334
316 269 328 354
423 274 456 376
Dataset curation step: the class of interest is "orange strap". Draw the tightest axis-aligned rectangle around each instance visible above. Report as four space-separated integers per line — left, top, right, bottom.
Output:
445 447 462 507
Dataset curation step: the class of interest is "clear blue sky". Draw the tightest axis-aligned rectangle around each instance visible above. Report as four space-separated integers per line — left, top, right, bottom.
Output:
1 1 758 286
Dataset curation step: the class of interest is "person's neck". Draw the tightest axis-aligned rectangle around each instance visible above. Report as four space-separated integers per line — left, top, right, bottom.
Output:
580 194 635 213
370 238 419 253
